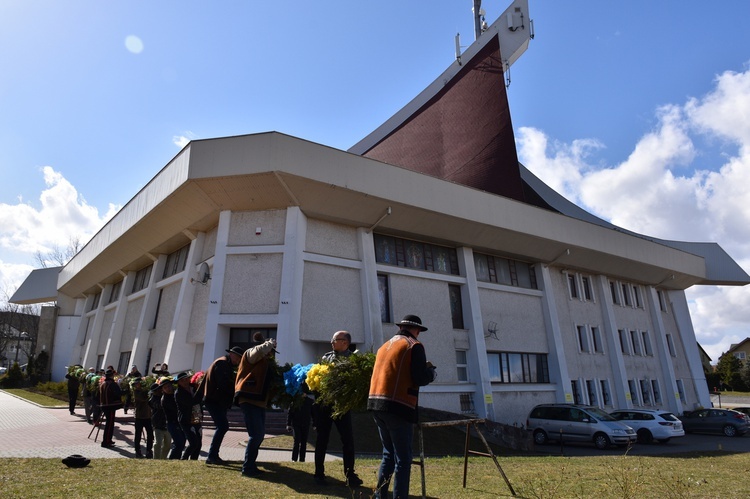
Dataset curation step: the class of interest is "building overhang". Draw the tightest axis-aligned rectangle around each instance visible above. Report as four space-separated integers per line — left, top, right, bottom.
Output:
49 132 716 299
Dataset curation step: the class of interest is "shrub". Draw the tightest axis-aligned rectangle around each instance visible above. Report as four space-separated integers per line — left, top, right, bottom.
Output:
0 362 24 388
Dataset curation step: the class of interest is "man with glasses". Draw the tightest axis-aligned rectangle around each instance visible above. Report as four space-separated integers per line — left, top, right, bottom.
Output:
313 330 363 487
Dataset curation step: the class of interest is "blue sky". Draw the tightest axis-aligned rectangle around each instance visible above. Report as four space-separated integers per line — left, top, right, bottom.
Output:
2 1 750 362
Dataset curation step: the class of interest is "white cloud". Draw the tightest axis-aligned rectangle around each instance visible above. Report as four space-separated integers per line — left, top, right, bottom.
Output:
0 167 119 303
173 131 198 149
518 65 750 363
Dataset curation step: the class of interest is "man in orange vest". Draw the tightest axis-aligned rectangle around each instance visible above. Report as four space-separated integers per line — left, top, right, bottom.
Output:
368 315 437 499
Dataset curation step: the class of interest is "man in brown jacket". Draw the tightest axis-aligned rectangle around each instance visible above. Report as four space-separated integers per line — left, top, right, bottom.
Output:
203 346 243 465
235 333 277 478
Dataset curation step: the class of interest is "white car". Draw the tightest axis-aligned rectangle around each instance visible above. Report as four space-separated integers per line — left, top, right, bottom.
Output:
610 409 685 443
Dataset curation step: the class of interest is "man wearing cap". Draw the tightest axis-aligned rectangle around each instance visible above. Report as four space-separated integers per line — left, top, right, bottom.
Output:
312 331 362 487
368 315 437 499
131 377 153 458
99 367 123 448
203 346 243 465
234 333 278 478
149 380 171 459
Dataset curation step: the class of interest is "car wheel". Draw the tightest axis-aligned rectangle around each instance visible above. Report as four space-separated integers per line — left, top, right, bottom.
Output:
636 428 654 444
723 425 737 437
593 432 611 450
656 438 671 443
533 429 548 445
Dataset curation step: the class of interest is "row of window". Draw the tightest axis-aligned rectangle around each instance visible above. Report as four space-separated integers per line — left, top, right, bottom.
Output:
487 352 550 383
566 272 672 314
618 329 654 356
89 245 189 311
574 377 688 408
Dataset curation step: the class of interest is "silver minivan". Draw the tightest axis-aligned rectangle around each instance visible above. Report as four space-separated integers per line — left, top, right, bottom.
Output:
527 403 637 449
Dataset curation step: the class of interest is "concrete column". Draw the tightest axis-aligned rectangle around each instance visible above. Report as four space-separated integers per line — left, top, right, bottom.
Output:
101 272 134 371
202 211 232 369
538 265 572 402
669 290 711 410
595 275 631 409
645 286 683 414
456 246 494 420
129 255 161 374
358 228 383 352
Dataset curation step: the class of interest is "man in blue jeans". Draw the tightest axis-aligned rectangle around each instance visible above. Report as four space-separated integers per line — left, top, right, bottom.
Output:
368 315 437 498
234 333 278 477
203 346 243 465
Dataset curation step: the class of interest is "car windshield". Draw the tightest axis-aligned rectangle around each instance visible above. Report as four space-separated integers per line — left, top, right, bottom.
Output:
658 412 679 421
585 407 617 421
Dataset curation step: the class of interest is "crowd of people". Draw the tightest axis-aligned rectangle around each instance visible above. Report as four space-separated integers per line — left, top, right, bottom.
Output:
65 314 436 498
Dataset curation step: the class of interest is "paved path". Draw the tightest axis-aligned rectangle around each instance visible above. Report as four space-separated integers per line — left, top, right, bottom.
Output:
0 390 338 464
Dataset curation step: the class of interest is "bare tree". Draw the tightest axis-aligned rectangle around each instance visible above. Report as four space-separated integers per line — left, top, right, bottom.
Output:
34 236 81 268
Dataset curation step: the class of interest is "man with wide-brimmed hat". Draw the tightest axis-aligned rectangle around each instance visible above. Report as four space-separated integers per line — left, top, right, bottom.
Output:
99 367 123 448
148 379 171 459
203 346 243 465
368 314 437 499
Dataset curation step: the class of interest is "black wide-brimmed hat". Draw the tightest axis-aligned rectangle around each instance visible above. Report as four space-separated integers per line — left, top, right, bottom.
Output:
397 314 428 332
173 371 190 382
226 346 244 356
62 454 90 468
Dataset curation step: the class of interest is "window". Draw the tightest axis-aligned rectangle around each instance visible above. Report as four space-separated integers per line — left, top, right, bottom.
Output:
621 283 632 306
568 274 578 299
586 379 598 406
473 252 537 289
131 264 153 293
459 393 475 414
581 276 593 301
640 380 652 405
630 330 642 356
377 274 391 323
619 329 631 354
117 351 131 375
657 290 667 312
600 380 612 405
152 289 163 330
633 285 642 308
163 244 190 279
628 379 639 405
571 380 583 404
456 350 469 382
676 379 686 403
651 380 661 404
374 234 459 275
641 331 653 356
97 355 104 370
576 325 590 353
449 284 464 329
90 292 101 311
734 352 747 361
592 326 604 353
108 280 122 304
609 281 619 304
487 352 549 383
666 334 676 357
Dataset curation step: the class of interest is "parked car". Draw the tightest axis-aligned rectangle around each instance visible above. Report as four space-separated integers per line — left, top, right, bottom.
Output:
729 407 750 420
678 408 749 437
610 409 685 443
527 403 637 450
0 366 7 375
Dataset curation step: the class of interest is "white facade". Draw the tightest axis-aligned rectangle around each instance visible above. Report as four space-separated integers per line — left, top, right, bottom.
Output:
12 131 746 426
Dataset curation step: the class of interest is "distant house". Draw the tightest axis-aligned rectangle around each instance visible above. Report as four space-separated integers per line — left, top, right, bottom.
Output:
696 343 713 372
0 312 39 370
726 338 750 365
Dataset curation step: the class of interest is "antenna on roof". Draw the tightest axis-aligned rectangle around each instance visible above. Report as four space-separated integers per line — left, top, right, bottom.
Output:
472 1 485 40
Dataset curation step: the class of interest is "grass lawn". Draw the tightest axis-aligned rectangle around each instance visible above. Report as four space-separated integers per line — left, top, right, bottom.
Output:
1 452 748 498
2 388 67 407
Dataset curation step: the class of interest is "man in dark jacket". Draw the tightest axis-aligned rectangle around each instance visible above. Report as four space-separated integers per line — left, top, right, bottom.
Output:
131 377 153 458
203 346 243 465
313 331 362 487
99 368 123 448
368 315 436 499
149 380 170 459
175 371 203 460
65 365 82 415
161 378 183 459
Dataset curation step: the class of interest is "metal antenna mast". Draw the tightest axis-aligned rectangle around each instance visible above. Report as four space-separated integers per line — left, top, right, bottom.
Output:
472 0 483 39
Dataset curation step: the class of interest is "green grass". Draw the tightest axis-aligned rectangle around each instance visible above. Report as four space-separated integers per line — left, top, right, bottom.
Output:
1 452 748 498
2 388 67 407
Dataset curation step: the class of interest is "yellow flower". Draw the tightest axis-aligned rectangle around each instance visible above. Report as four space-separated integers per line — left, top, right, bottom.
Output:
305 363 330 392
